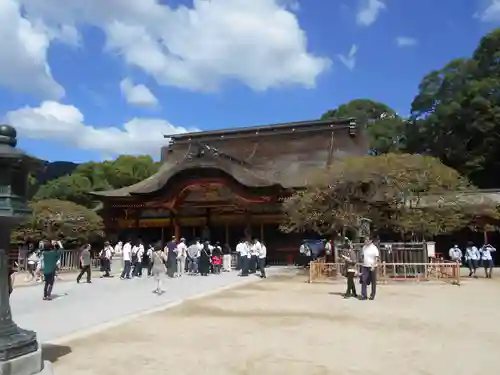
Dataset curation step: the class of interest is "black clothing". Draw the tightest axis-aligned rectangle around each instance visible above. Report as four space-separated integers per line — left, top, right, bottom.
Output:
199 245 212 276
77 265 91 283
44 272 55 298
345 271 357 297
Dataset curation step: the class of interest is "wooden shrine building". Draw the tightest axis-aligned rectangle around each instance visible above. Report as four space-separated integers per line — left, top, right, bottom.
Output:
91 118 369 261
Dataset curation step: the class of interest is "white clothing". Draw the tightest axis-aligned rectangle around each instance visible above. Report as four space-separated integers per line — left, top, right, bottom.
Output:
448 247 462 261
481 245 496 261
465 246 480 261
223 254 232 271
176 242 188 258
103 246 113 259
122 243 132 261
114 243 123 255
258 244 267 259
27 253 38 264
137 244 144 262
300 244 311 256
236 242 250 257
362 243 379 268
250 241 262 256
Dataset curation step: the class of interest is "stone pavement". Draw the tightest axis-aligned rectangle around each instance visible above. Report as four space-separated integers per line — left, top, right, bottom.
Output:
10 270 268 344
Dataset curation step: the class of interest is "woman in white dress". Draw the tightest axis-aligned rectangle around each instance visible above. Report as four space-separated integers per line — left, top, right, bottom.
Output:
151 245 168 294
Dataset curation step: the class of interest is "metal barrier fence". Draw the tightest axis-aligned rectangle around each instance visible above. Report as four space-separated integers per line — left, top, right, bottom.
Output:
309 257 460 285
351 242 428 264
18 250 242 273
17 249 102 273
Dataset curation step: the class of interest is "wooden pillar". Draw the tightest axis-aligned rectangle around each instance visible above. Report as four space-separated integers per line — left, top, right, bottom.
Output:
134 210 140 239
484 230 488 244
174 216 180 241
260 223 264 242
225 222 229 245
244 211 252 241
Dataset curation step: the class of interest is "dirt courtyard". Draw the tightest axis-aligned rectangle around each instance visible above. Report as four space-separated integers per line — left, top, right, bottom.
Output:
50 271 500 375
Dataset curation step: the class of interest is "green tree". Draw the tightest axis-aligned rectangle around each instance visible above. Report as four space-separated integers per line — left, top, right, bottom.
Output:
321 99 406 154
11 199 104 246
102 155 161 188
280 154 497 238
408 29 500 188
33 174 94 207
32 155 162 207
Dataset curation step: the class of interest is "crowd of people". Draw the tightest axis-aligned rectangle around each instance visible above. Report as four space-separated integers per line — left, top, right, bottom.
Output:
448 241 496 278
13 236 268 300
19 240 66 300
109 237 267 294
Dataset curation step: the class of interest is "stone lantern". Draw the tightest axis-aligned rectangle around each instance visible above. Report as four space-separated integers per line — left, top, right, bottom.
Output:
0 124 52 374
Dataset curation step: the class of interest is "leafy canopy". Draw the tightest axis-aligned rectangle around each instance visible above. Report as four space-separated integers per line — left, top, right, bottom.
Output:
32 155 161 208
11 199 104 247
281 154 497 237
321 99 406 155
407 28 500 188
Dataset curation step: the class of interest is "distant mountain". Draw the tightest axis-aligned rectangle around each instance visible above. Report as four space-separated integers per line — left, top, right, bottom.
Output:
35 161 79 184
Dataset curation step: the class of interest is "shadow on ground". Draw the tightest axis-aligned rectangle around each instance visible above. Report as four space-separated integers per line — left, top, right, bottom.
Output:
42 344 72 363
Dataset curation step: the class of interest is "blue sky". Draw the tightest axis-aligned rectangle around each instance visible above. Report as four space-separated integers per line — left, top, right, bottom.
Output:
0 0 498 162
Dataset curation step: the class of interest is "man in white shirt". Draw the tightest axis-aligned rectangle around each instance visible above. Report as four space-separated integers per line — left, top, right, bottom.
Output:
249 238 261 274
187 240 201 274
258 242 267 278
100 242 113 278
480 243 496 278
236 239 250 277
448 245 462 263
114 241 123 255
135 242 145 277
360 237 379 300
176 238 188 277
120 240 132 280
465 241 480 278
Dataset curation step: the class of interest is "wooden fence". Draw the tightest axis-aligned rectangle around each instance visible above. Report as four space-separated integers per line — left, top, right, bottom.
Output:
308 257 460 285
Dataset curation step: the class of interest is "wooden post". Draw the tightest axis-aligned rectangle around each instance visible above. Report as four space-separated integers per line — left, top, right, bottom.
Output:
244 211 251 241
225 222 229 245
173 215 180 241
483 230 488 244
260 223 264 242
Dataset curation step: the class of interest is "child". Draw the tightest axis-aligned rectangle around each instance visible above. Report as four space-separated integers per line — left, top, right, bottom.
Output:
211 253 222 274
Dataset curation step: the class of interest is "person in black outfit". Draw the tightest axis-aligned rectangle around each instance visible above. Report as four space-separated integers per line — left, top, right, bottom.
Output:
199 242 212 276
341 245 358 299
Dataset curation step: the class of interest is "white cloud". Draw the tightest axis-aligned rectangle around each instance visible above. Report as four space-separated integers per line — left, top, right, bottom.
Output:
395 36 418 47
356 0 386 27
0 0 67 99
4 101 195 157
476 0 500 22
120 78 159 108
13 0 330 95
337 44 358 71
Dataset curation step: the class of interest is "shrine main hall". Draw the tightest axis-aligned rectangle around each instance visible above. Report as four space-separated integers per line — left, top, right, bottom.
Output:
92 118 368 261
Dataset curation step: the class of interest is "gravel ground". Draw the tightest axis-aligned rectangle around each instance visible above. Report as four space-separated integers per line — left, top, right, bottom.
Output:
49 271 500 375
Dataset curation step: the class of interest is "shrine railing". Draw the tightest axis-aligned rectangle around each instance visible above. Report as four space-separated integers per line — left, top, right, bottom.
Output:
308 257 460 285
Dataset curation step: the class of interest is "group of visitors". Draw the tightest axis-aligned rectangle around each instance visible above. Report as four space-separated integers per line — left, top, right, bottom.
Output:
21 240 65 300
234 238 267 278
337 237 379 301
448 241 496 278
